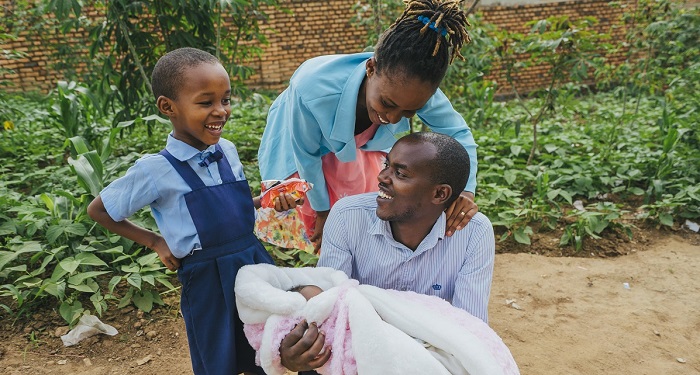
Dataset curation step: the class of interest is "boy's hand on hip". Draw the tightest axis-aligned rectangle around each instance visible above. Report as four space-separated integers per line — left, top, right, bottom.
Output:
152 236 180 271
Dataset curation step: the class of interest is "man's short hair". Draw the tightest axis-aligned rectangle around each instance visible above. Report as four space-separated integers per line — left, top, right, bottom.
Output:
401 132 470 205
151 47 220 100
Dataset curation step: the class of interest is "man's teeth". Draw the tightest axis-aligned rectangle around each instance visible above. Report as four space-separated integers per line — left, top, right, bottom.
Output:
205 124 223 130
378 114 389 124
378 190 393 199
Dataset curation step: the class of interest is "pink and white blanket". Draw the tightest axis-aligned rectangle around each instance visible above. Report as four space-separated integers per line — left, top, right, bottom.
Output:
235 264 519 375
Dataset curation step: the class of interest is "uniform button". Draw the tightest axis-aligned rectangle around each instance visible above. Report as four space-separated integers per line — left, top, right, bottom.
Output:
218 179 222 184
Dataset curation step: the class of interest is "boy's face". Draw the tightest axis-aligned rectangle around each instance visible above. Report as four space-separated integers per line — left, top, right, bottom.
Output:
160 62 231 151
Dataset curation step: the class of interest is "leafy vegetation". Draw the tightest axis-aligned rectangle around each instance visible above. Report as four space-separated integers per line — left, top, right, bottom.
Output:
0 0 698 328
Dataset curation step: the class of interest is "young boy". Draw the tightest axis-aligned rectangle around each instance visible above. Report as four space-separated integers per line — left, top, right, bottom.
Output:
87 47 296 375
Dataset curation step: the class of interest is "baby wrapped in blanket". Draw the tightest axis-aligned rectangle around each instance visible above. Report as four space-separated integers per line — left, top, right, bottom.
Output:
235 264 519 375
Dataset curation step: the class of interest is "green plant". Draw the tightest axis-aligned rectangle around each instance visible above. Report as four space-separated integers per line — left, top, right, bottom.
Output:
496 15 611 165
48 81 107 146
44 0 280 130
560 202 632 251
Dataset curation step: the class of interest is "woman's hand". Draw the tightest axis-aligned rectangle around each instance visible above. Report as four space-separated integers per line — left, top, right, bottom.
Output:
279 320 331 371
274 193 303 212
309 210 330 253
444 191 478 237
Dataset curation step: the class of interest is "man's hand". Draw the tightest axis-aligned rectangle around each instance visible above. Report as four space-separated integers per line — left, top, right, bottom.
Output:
444 191 478 237
280 320 331 372
309 210 330 254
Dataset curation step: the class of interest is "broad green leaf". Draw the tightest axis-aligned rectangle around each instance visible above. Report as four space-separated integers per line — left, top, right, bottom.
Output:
68 271 110 285
0 221 16 236
504 170 517 185
628 187 645 195
59 257 80 273
68 154 102 197
272 248 293 260
298 251 318 265
510 145 523 157
0 242 43 272
132 290 154 312
46 225 64 244
142 274 155 286
121 264 141 273
127 273 142 289
69 283 98 293
63 223 88 237
513 228 531 245
659 213 674 227
76 252 108 267
108 276 122 293
137 252 159 266
42 280 66 299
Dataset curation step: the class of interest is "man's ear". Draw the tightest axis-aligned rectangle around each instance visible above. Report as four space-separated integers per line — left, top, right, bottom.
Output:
432 184 452 206
157 96 176 118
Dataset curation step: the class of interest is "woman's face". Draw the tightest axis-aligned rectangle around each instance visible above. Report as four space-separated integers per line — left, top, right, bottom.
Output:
362 58 438 125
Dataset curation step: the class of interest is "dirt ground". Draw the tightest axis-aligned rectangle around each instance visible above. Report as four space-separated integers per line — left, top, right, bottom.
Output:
1 228 699 375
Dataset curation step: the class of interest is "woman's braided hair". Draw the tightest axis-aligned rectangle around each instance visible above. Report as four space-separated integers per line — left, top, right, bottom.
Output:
374 0 471 85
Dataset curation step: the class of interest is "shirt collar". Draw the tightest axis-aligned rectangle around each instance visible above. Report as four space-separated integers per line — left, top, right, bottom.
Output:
368 210 446 252
165 133 217 162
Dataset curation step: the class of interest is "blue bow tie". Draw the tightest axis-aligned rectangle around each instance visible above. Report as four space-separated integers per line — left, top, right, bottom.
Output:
198 150 223 167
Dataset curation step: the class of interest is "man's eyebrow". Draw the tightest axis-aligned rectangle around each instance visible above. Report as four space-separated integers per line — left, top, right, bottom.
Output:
392 162 409 171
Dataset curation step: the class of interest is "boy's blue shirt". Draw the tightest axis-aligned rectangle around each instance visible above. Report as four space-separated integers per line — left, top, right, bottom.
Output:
100 133 247 258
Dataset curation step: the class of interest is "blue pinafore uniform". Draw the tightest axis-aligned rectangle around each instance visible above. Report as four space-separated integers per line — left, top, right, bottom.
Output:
160 145 272 375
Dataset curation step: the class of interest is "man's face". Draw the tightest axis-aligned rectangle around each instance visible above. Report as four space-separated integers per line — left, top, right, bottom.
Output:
166 62 232 151
375 140 438 223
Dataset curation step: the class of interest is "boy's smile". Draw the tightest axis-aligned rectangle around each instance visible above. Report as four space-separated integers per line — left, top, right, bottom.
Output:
162 62 232 151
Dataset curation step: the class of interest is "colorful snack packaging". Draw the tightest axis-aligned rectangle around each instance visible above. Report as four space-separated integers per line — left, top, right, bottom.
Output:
259 178 313 209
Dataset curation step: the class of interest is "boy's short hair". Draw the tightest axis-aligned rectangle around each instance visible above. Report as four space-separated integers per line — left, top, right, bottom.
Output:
151 47 221 100
400 132 470 206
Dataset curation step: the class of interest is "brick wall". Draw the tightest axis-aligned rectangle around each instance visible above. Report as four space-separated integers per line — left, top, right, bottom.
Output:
1 0 639 95
480 0 632 94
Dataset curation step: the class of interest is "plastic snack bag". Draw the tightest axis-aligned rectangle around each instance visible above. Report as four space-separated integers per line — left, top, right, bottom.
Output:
259 178 313 209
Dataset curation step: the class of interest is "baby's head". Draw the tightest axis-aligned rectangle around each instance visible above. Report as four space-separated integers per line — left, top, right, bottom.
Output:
289 285 323 301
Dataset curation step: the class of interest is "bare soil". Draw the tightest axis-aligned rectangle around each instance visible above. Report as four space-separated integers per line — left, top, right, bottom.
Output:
1 226 699 375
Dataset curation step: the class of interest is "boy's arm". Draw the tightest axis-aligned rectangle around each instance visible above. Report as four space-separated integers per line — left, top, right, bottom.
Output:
87 196 180 271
